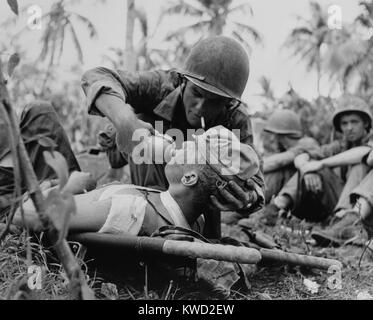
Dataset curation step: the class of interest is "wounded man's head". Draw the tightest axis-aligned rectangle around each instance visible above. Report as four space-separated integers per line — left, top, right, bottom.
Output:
165 126 260 209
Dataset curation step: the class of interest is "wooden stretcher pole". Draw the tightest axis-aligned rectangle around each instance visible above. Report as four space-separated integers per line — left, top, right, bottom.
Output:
162 240 262 264
69 233 342 270
69 233 262 264
260 248 342 270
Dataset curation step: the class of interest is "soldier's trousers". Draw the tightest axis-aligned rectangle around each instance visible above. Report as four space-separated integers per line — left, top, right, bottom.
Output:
264 166 297 204
278 164 370 222
0 101 80 220
350 169 373 207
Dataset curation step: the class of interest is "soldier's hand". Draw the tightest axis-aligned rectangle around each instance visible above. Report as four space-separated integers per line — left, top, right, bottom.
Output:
301 160 324 175
137 119 156 135
367 150 373 166
98 124 117 150
211 180 257 212
303 173 323 194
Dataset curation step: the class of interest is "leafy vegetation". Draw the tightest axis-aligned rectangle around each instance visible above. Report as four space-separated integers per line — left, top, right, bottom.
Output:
1 0 373 300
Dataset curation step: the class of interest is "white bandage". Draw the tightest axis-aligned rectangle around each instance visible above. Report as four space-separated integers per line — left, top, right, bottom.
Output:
98 194 147 236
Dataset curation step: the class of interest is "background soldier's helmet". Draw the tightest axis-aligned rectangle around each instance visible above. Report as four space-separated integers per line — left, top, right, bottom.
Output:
263 109 303 138
333 95 373 133
180 36 250 101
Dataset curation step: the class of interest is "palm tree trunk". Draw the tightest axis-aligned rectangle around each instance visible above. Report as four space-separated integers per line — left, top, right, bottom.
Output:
125 0 137 72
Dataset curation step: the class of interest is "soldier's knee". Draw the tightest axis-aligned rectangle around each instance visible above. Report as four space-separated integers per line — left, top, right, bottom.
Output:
350 162 368 172
347 163 369 180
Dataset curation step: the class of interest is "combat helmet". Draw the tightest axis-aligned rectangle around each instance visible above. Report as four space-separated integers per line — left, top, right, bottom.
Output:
179 36 250 101
333 95 372 133
264 109 303 138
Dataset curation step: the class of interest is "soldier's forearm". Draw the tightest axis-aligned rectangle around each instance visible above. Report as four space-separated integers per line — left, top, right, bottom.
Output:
95 94 136 130
263 151 296 173
95 94 150 155
294 153 310 170
320 146 372 168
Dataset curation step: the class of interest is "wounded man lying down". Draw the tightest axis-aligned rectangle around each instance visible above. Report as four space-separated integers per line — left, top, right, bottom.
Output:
13 126 259 237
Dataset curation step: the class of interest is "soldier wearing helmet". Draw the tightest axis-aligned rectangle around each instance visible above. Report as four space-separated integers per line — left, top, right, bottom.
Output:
325 96 373 245
81 36 265 238
332 95 372 136
273 94 373 246
264 109 303 138
238 109 321 226
259 110 319 202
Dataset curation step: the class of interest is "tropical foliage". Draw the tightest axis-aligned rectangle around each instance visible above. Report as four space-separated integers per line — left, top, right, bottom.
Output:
159 0 262 53
285 1 331 95
3 0 373 148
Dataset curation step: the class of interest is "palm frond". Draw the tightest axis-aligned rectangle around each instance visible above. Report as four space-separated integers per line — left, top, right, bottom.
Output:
289 27 313 37
231 30 252 53
287 40 318 70
49 26 59 67
67 19 83 63
72 13 98 38
343 39 373 82
359 1 373 16
58 20 68 63
228 2 253 16
39 22 53 61
160 0 205 17
233 21 262 44
165 20 211 41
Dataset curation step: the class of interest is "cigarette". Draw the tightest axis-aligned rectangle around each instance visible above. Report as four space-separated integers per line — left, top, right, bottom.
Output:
201 117 206 130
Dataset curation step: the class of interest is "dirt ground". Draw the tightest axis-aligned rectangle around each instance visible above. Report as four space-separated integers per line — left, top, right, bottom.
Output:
1 213 372 300
234 215 373 300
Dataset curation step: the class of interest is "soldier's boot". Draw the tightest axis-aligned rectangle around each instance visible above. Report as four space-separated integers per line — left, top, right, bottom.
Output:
261 203 281 226
311 211 361 247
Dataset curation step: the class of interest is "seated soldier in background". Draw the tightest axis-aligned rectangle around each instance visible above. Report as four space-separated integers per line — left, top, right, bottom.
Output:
13 126 260 238
261 109 320 202
305 146 373 246
350 149 373 240
242 109 320 226
272 95 372 246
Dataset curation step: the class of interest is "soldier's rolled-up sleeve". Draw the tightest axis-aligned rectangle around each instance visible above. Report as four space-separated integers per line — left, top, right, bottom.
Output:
81 67 128 116
81 67 171 117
